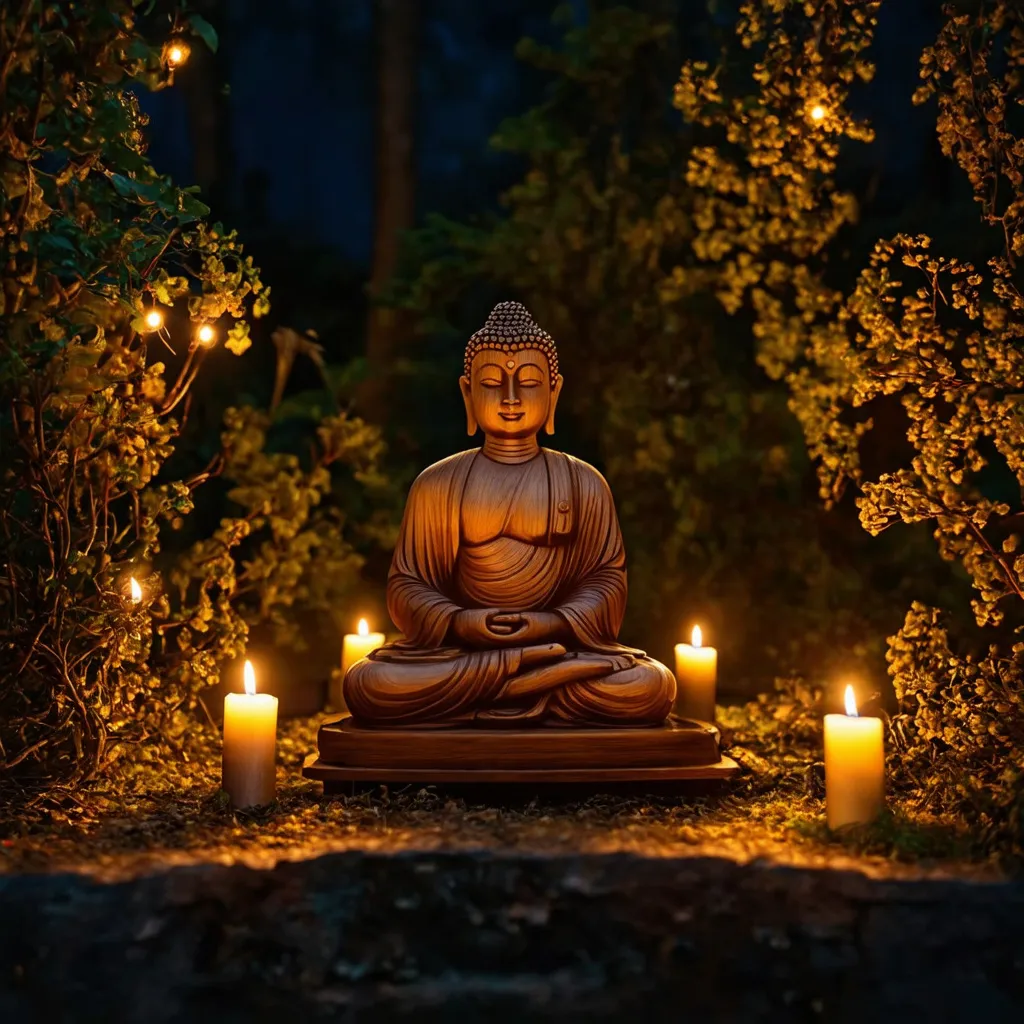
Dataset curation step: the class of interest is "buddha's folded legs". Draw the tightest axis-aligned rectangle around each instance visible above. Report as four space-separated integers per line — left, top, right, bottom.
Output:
545 657 676 726
344 642 567 726
345 644 675 727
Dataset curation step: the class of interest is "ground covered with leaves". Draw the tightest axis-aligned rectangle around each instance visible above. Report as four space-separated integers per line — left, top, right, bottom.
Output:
0 703 1011 884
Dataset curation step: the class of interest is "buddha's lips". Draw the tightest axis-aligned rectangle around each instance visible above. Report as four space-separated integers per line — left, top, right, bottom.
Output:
499 411 525 421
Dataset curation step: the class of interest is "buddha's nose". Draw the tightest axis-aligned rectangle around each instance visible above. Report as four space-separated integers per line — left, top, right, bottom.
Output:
503 379 520 404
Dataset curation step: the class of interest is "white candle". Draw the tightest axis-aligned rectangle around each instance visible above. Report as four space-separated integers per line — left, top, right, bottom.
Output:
824 685 885 829
334 618 385 708
222 660 278 809
674 625 718 722
342 618 386 677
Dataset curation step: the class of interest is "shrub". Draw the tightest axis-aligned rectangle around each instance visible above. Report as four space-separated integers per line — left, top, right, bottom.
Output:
681 0 1024 855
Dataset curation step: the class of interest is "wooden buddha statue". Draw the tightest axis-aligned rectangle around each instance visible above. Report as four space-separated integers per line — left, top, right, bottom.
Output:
344 301 676 727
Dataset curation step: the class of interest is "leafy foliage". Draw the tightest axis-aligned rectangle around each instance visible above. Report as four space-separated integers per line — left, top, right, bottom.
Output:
0 2 389 801
681 0 1024 854
172 402 395 660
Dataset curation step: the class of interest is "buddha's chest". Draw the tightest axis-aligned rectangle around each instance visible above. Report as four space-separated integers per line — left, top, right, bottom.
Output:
460 456 551 545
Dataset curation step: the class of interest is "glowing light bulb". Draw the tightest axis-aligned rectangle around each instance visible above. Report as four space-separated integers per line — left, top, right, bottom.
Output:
143 308 164 331
166 42 189 67
129 576 143 605
844 684 858 717
691 624 702 648
244 659 257 696
810 104 827 123
196 323 216 346
357 618 369 637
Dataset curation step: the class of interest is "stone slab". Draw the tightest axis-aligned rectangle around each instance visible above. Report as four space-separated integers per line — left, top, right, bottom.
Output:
0 851 1021 1021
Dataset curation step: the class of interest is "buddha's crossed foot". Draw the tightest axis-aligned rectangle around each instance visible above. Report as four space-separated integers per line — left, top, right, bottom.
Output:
496 648 636 702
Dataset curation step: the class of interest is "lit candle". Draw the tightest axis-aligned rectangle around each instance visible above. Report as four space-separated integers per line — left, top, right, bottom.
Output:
673 625 718 722
222 660 278 809
341 618 385 679
333 618 386 709
824 685 885 829
129 576 143 605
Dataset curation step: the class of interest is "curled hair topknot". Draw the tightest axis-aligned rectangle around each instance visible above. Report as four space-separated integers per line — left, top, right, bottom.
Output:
464 301 558 387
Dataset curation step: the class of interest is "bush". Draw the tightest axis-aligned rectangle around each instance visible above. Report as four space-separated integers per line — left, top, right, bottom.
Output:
0 3 392 801
681 0 1024 855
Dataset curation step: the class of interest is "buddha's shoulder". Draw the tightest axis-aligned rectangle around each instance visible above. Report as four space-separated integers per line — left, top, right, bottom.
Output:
542 448 613 499
410 449 479 494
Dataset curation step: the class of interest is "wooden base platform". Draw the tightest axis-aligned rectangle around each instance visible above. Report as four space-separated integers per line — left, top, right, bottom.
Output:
302 715 739 788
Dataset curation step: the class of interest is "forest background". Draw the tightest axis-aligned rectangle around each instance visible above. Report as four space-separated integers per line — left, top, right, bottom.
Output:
142 0 960 696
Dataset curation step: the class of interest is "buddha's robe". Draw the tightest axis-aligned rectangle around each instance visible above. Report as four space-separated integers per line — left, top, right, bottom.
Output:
344 448 675 727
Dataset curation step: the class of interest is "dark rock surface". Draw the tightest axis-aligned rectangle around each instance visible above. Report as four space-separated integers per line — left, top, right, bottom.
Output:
1 852 1021 1022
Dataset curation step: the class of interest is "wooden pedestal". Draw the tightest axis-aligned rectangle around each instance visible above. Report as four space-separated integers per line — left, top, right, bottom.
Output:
302 715 738 789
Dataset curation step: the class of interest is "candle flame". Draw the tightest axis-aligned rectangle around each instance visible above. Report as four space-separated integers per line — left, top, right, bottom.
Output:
844 684 858 717
691 625 702 648
129 576 142 604
357 618 369 637
244 659 256 696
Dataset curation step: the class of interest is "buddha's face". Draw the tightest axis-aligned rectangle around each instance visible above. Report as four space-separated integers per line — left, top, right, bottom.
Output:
460 347 563 439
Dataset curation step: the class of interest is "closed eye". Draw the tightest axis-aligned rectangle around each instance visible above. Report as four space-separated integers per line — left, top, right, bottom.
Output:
480 378 502 388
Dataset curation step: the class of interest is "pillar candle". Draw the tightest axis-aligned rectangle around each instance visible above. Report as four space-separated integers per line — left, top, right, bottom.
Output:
334 618 385 708
674 625 718 722
824 685 885 829
342 618 386 678
222 660 278 809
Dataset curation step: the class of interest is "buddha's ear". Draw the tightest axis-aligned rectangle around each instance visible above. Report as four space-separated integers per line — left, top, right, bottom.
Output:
459 375 478 436
544 374 564 435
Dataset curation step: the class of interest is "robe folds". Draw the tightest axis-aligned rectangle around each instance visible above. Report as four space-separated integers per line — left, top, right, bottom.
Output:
344 448 675 727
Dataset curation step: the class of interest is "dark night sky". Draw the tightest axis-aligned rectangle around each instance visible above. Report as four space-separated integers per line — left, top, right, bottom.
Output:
141 1 944 272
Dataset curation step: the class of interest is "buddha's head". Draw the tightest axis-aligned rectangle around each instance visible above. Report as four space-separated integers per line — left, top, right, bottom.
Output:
460 302 564 439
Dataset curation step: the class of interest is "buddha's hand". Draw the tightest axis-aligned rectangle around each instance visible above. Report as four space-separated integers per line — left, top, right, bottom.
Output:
452 607 523 646
488 610 566 643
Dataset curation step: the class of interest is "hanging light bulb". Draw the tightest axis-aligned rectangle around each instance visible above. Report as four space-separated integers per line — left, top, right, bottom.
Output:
196 323 216 346
143 308 164 331
810 103 827 123
165 41 190 67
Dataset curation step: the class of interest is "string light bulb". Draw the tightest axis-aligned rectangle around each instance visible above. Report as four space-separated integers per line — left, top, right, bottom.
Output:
196 323 216 346
810 103 827 123
143 308 164 331
165 41 190 67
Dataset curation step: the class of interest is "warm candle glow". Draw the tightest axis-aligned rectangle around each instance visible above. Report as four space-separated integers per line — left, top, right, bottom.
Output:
337 619 386 708
674 625 717 722
129 576 142 604
825 682 885 828
810 103 827 122
144 309 164 331
223 658 277 808
844 683 858 717
196 323 216 346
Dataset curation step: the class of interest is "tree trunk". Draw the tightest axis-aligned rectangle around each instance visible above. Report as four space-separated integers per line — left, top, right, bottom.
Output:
362 0 418 423
178 0 235 219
